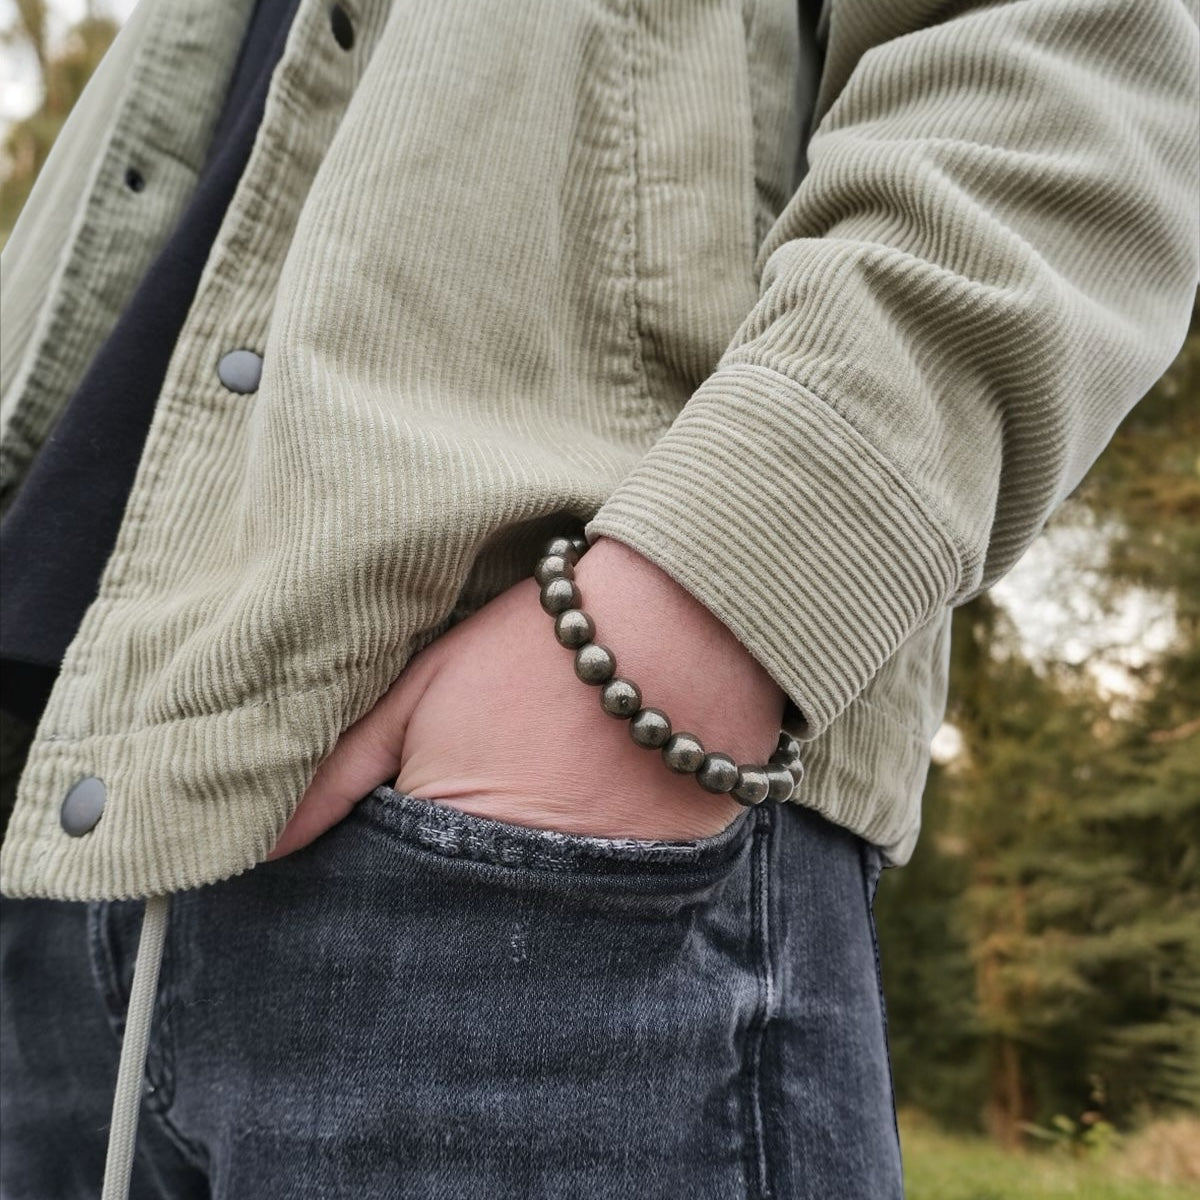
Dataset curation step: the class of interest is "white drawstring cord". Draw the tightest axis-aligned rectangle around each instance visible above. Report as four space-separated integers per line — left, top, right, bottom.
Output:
101 894 171 1200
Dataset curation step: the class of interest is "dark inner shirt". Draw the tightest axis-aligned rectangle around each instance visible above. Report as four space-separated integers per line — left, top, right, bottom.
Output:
0 0 301 726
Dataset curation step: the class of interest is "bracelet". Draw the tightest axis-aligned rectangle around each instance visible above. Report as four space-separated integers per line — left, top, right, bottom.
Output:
534 535 804 807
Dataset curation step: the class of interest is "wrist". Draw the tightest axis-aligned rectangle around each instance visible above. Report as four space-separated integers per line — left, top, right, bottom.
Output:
571 535 787 767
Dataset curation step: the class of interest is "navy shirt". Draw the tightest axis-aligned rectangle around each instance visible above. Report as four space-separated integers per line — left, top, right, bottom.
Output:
0 0 302 725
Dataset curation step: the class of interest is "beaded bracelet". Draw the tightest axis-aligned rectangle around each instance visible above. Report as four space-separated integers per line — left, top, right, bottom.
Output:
534 535 804 807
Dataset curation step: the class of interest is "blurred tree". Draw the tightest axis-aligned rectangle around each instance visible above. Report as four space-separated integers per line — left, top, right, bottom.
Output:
1066 296 1200 1119
958 626 1197 1140
878 303 1200 1141
1 1 117 240
869 758 985 1130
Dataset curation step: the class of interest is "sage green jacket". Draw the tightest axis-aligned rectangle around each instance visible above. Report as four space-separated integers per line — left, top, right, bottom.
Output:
2 0 1196 900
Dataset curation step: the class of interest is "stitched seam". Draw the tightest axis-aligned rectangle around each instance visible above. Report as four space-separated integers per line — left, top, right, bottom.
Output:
622 0 655 423
709 360 968 589
85 894 203 1177
86 901 128 1047
143 930 174 1106
742 810 775 1199
365 789 754 878
741 0 768 252
142 910 210 1173
861 841 903 1169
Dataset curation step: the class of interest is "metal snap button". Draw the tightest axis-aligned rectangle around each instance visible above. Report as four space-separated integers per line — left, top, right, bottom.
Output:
60 777 106 837
217 349 264 394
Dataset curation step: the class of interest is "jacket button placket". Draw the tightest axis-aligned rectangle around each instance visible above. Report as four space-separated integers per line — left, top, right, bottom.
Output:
43 1 380 869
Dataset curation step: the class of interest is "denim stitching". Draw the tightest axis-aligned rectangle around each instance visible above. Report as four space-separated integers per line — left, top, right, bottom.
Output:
142 905 173 1113
141 907 209 1173
87 900 208 1171
861 841 903 1175
742 807 777 1200
367 785 754 876
86 900 128 1046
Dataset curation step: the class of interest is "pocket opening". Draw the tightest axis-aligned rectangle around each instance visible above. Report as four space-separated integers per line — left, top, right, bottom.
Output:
357 784 757 879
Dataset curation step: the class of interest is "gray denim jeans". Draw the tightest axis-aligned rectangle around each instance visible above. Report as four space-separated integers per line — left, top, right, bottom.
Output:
1 786 902 1198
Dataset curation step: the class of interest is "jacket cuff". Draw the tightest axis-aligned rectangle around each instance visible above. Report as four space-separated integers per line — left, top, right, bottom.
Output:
584 363 961 739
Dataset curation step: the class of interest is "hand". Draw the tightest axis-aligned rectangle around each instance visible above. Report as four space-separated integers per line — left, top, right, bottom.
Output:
268 536 787 859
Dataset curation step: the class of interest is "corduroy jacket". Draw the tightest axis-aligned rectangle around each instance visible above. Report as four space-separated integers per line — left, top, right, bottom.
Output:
1 0 1197 900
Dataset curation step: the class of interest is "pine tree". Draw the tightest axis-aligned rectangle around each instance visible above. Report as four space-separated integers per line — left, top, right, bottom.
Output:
876 302 1199 1138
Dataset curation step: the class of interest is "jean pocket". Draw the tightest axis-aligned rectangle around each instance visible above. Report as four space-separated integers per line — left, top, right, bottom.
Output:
353 784 756 896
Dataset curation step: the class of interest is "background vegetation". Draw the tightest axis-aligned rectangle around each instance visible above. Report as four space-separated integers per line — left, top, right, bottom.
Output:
3 3 1196 1195
876 307 1200 1193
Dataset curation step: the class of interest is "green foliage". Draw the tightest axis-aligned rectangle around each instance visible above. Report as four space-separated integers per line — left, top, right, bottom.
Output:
900 1117 1199 1200
878 304 1200 1138
873 767 987 1129
1020 1111 1121 1158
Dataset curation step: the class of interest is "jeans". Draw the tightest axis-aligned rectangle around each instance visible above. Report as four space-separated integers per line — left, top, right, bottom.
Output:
1 786 902 1199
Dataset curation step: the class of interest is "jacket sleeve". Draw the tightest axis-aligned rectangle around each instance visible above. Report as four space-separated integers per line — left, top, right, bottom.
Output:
585 0 1200 740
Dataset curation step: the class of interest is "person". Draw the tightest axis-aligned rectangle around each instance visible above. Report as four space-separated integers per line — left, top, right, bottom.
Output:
0 0 1195 1196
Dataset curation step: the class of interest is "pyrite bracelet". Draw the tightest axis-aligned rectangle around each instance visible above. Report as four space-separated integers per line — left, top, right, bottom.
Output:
534 535 804 807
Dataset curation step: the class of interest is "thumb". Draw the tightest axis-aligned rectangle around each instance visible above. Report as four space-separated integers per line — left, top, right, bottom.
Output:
266 649 439 860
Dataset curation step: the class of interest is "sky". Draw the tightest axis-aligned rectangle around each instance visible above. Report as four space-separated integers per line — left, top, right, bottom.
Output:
990 521 1176 692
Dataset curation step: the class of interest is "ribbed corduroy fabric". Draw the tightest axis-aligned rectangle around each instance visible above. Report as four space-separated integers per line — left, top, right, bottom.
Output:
1 0 1196 900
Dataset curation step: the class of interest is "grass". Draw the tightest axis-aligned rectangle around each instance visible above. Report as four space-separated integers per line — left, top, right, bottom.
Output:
899 1112 1200 1200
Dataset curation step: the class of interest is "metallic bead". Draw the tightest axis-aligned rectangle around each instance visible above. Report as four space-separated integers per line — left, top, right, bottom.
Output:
772 732 802 766
539 577 579 615
575 642 616 685
785 758 805 788
534 554 574 587
570 535 589 559
554 608 595 649
732 766 770 807
696 752 739 794
629 707 671 748
600 677 641 718
662 732 705 774
544 536 579 563
765 763 796 802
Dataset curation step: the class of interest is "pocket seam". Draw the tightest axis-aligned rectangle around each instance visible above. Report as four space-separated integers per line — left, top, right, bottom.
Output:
861 839 903 1163
359 785 755 879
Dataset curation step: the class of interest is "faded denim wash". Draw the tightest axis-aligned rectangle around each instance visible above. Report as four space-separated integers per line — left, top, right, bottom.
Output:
1 787 902 1198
